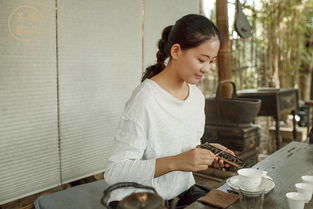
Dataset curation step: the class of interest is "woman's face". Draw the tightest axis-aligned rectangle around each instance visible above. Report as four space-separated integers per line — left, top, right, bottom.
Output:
174 38 220 85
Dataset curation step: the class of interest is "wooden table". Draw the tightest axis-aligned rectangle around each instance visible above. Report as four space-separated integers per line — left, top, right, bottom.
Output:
186 141 313 209
35 142 311 209
237 88 299 150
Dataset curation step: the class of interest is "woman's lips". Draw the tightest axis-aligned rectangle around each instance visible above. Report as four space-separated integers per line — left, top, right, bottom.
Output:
195 75 203 79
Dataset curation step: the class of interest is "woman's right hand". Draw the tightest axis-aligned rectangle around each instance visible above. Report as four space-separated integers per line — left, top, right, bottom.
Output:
170 148 217 172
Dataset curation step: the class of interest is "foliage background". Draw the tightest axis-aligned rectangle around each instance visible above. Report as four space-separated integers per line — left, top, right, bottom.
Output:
199 0 313 101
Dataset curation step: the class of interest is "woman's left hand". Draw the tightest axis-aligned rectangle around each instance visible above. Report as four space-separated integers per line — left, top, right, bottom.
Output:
209 143 235 169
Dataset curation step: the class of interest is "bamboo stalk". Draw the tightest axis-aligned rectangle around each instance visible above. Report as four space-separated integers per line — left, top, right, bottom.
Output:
216 0 232 98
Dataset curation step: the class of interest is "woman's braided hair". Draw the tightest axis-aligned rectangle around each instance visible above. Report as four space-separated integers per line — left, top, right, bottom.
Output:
141 14 221 82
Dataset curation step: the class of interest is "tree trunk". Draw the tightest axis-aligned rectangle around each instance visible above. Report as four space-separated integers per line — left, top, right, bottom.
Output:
216 0 232 97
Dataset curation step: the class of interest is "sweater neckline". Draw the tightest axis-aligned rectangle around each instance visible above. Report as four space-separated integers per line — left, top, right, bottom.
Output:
146 79 191 103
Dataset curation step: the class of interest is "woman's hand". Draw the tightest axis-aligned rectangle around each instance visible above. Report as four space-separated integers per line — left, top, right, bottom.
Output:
209 143 235 168
170 148 217 172
154 144 235 177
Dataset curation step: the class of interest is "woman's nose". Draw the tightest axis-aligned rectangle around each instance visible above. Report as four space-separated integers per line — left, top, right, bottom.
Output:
200 63 211 74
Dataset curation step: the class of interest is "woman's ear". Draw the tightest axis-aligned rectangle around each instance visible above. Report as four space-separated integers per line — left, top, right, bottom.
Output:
170 43 182 60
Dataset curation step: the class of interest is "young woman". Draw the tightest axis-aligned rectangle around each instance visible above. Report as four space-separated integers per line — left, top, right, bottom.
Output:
105 14 234 208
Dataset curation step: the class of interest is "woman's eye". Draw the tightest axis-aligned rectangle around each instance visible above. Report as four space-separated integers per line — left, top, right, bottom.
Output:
210 60 216 64
198 59 205 63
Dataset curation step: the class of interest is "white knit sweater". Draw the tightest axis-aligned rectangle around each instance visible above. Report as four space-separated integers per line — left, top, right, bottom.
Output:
104 79 205 203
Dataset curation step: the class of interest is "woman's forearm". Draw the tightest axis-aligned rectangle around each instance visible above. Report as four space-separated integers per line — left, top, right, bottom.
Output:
154 148 217 178
154 155 178 177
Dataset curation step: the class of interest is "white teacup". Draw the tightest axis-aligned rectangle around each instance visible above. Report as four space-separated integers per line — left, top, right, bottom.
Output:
295 183 313 203
301 175 313 185
238 168 264 191
286 192 306 209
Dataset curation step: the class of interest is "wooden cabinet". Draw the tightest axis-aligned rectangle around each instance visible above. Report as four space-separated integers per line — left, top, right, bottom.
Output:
237 88 299 150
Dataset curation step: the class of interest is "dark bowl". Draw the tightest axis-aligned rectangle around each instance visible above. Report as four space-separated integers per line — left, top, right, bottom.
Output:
205 97 261 127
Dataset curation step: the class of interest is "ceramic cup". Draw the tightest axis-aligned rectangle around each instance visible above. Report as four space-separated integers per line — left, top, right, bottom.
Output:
301 175 313 185
239 185 264 209
286 192 306 209
237 168 264 191
295 183 313 203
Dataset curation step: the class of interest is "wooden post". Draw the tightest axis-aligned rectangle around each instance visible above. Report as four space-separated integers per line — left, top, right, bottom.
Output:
216 0 232 97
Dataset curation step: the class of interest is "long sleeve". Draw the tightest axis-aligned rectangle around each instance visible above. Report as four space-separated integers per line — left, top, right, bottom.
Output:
104 118 156 186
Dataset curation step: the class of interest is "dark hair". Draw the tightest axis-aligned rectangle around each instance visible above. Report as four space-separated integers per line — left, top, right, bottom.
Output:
141 14 221 82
